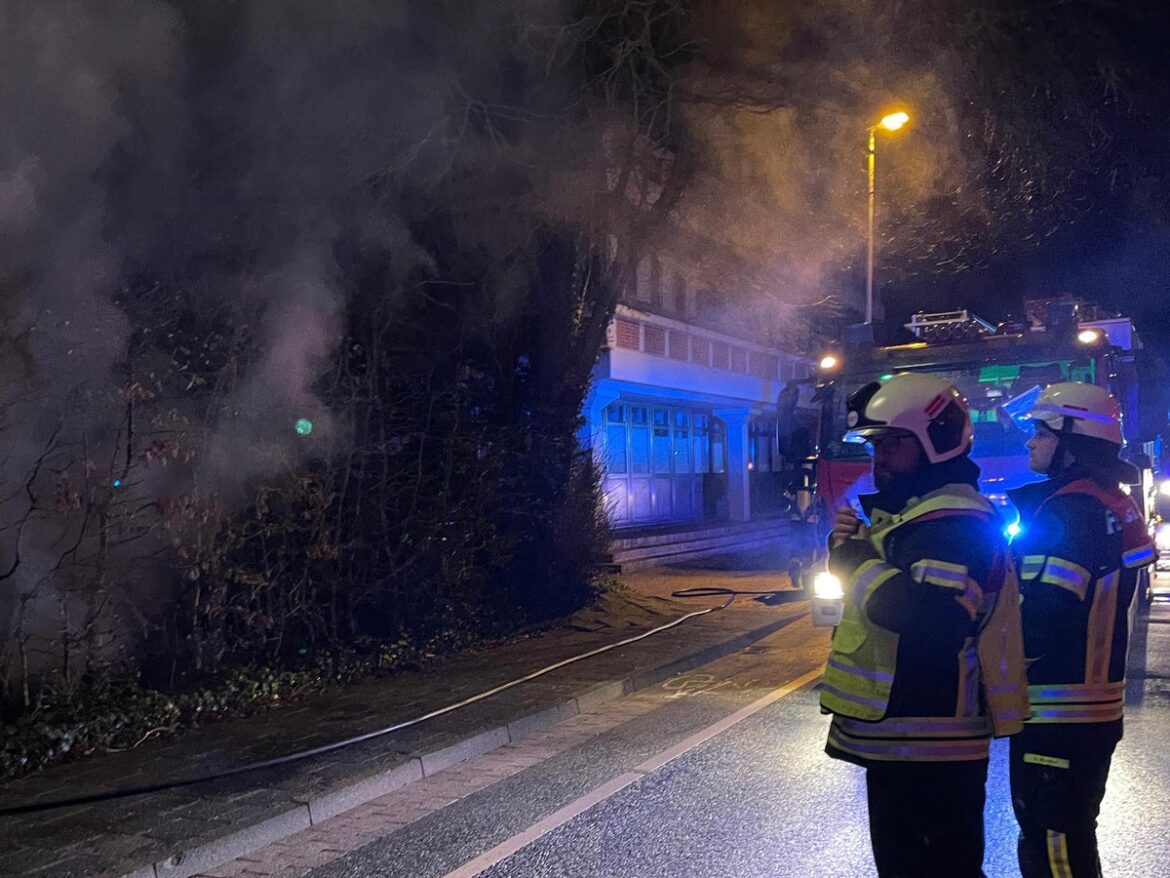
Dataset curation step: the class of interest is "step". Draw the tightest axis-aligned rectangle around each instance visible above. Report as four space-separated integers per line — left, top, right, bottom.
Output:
615 532 794 572
610 519 788 552
610 523 791 565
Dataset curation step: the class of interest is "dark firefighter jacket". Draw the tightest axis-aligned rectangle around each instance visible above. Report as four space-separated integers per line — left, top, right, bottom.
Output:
1008 469 1155 747
821 457 1028 766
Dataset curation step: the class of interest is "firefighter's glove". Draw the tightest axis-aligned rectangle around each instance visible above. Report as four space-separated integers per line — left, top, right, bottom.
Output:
830 506 869 549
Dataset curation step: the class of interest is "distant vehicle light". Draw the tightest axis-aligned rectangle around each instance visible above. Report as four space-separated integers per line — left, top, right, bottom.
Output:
1156 524 1170 552
1077 329 1102 345
819 354 840 371
1159 480 1170 498
813 571 845 600
1120 483 1132 495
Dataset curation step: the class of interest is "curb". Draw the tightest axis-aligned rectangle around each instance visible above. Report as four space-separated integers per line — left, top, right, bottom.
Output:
127 608 805 878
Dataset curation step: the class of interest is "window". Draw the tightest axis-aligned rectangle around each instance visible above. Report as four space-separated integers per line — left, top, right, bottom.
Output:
668 331 689 361
674 410 690 473
603 404 627 474
712 341 729 369
730 347 748 374
653 409 672 473
630 406 649 474
615 319 640 350
710 418 726 474
644 325 666 356
691 337 711 366
750 416 777 472
605 424 627 473
693 412 710 474
751 353 778 380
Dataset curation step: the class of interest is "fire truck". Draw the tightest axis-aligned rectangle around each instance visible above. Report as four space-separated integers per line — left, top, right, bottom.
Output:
798 299 1165 617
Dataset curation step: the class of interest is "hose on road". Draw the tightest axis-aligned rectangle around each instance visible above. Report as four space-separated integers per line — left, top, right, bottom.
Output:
0 588 797 816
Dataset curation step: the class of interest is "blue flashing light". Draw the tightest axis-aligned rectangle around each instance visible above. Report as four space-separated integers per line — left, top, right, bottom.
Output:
1006 521 1021 540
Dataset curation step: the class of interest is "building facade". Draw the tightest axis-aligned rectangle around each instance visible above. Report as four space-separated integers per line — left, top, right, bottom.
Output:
582 302 815 530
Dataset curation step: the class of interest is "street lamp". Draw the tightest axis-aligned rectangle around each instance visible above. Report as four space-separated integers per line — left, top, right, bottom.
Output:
866 111 910 325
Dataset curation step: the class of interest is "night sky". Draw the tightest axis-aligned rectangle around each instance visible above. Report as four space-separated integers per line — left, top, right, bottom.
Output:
888 216 1170 353
881 0 1170 356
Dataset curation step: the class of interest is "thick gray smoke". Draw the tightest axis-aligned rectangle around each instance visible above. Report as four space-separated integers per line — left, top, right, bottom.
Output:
0 0 1044 687
0 0 992 493
0 0 602 680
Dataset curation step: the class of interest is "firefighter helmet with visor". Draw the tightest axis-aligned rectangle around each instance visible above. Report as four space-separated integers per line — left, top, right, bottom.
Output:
844 373 974 464
1024 381 1123 446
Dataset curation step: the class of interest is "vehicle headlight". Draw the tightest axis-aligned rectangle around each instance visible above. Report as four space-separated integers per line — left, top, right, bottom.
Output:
1156 525 1170 551
1159 480 1170 498
813 571 844 600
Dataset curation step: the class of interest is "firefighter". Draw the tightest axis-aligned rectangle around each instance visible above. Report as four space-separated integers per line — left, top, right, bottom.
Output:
1008 382 1155 876
821 373 1028 878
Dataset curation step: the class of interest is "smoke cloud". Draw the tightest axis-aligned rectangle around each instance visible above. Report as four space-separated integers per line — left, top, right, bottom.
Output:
0 0 1110 686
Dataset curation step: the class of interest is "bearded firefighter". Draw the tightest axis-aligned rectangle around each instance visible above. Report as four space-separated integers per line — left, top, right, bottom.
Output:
821 373 1028 878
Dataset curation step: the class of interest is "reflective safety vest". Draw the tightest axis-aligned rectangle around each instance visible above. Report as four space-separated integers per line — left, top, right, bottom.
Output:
820 484 1030 747
1020 479 1153 725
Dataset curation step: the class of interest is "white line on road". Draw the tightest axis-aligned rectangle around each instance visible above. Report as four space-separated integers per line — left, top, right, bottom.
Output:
440 665 825 878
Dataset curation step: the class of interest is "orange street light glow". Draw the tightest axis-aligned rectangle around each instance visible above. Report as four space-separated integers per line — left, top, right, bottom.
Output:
880 111 910 131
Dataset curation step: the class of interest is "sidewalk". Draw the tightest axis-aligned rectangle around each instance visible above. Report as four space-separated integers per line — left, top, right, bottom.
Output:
0 566 808 878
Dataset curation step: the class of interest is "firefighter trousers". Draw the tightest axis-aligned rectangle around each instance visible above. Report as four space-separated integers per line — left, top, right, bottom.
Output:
1010 730 1116 878
865 759 988 878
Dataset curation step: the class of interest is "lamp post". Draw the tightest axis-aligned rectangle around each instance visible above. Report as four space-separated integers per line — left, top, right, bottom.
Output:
866 111 910 325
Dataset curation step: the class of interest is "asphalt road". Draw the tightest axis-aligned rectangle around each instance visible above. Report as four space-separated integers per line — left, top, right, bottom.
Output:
282 601 1170 878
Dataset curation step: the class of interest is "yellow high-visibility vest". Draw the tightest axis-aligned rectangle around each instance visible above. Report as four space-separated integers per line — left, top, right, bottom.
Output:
821 484 1029 737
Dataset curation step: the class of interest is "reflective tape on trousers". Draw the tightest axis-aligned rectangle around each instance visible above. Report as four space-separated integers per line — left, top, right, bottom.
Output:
828 725 990 762
1028 702 1123 723
1028 682 1125 703
834 715 993 739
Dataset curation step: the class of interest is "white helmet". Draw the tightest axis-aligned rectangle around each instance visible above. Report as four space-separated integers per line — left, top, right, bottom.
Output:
1026 381 1123 445
844 373 973 464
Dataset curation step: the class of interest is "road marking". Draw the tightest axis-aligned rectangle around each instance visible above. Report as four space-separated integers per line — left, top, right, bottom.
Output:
637 665 823 773
661 673 760 698
440 772 645 878
440 665 825 878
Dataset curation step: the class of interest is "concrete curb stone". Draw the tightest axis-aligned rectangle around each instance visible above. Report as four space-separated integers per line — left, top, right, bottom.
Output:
304 760 424 825
419 726 512 778
98 609 802 878
154 806 311 878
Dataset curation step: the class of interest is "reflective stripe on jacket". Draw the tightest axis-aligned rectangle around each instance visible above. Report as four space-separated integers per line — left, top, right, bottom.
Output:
821 483 1029 762
1012 477 1153 726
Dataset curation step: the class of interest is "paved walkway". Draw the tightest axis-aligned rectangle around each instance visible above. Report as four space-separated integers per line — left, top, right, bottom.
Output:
0 555 807 878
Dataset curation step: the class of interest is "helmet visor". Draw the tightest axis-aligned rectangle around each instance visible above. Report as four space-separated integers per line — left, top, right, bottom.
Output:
842 381 884 444
1001 385 1044 431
